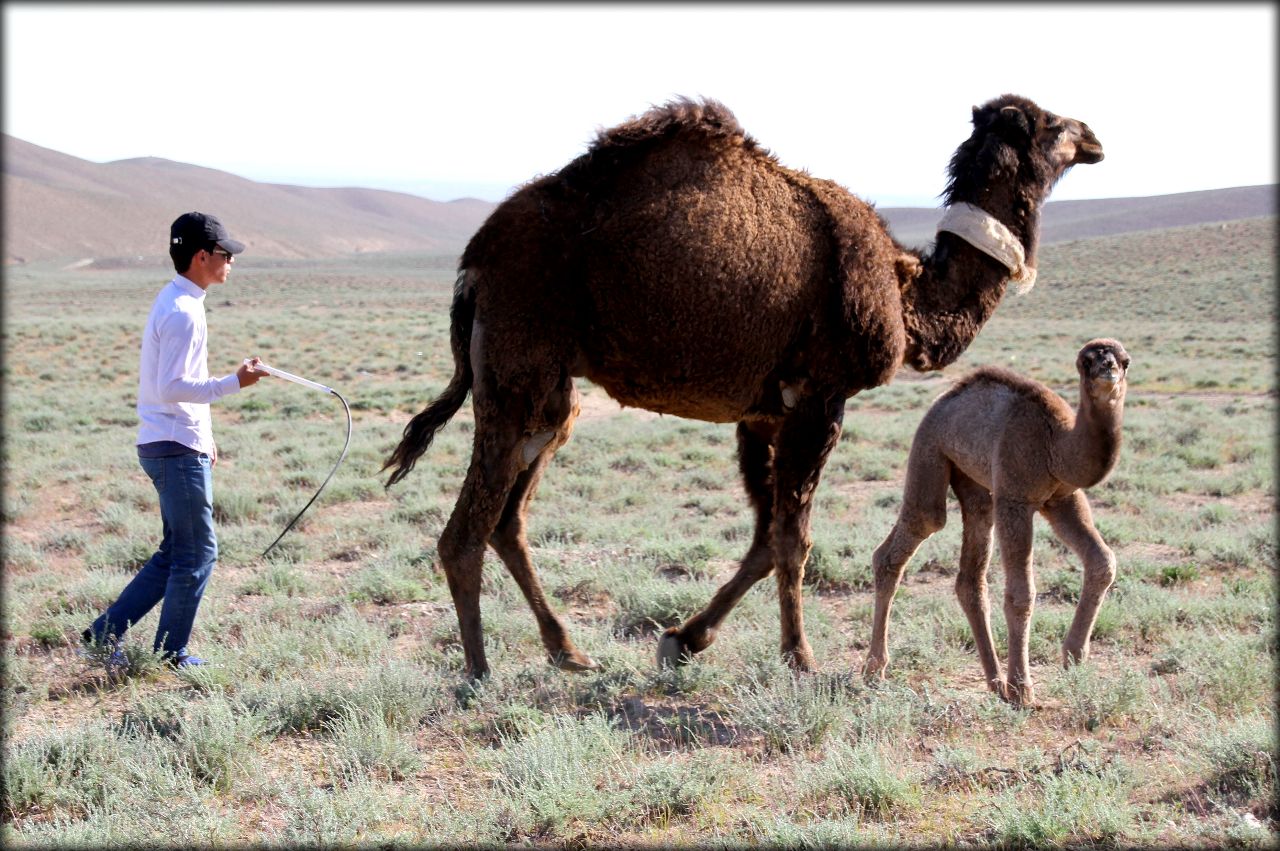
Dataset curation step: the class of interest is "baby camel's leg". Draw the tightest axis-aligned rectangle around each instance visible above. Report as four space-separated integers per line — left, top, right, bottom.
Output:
995 497 1036 706
950 472 1007 699
488 375 597 672
863 451 950 680
1041 491 1116 666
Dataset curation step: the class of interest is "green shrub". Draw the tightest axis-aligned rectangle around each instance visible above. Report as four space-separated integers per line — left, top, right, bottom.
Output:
802 737 921 817
624 749 731 825
1160 562 1201 586
356 661 445 729
82 536 155 573
238 561 309 597
480 712 632 837
348 562 429 605
1198 715 1277 805
122 691 267 792
272 773 401 846
1048 662 1149 731
324 699 422 781
984 765 1137 846
43 569 128 613
243 676 356 735
613 573 715 636
1159 630 1272 713
728 673 850 754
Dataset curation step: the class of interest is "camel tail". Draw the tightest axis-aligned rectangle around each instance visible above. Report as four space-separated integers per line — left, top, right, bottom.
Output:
382 270 476 488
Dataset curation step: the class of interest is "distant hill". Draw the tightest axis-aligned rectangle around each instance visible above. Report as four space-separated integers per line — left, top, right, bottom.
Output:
3 133 1274 264
877 185 1277 248
2 135 496 263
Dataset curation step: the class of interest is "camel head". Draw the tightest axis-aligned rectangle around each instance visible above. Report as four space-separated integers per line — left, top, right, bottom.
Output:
944 94 1104 206
1077 338 1129 404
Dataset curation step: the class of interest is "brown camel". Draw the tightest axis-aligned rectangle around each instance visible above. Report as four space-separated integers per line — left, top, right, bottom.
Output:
863 339 1131 706
383 94 1104 680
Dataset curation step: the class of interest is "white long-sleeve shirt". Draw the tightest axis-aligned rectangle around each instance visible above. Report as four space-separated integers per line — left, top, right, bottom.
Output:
136 275 241 453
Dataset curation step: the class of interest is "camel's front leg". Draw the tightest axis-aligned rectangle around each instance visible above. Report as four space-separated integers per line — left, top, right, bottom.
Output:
659 421 779 667
995 497 1037 706
768 394 844 671
1041 491 1116 666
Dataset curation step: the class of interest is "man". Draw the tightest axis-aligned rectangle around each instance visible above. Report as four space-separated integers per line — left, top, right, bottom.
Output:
83 212 262 669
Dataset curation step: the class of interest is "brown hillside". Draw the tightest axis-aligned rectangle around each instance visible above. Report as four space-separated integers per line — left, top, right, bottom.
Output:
2 135 496 263
878 185 1277 248
3 133 1274 264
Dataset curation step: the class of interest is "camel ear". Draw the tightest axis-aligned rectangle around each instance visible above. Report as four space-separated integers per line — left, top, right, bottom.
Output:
999 105 1031 138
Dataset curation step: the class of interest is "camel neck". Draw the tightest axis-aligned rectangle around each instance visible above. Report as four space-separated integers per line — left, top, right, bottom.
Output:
936 202 1037 293
959 190 1040 268
900 180 1046 373
899 235 1012 372
1058 387 1125 488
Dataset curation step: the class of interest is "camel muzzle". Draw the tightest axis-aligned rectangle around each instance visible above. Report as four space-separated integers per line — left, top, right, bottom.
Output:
1075 128 1104 164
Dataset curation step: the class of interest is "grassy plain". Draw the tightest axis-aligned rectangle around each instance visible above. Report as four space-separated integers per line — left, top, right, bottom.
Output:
2 217 1275 846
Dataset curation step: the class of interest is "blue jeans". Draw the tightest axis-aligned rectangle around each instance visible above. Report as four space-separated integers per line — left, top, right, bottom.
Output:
90 453 217 657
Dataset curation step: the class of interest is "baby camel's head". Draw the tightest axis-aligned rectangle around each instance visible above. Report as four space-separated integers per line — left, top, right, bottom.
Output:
1077 339 1130 405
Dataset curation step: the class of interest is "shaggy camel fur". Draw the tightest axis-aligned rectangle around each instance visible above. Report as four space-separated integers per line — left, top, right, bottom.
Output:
383 94 1103 680
863 339 1131 706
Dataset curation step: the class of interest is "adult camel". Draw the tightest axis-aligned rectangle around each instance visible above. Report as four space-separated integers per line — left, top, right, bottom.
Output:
384 94 1104 680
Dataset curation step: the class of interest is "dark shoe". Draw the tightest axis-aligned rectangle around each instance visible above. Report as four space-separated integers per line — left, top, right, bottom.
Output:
167 654 208 669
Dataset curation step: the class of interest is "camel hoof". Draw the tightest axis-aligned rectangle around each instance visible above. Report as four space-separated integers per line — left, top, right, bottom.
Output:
784 645 816 673
1062 644 1088 667
862 656 888 682
551 650 600 673
657 630 691 669
996 680 1034 708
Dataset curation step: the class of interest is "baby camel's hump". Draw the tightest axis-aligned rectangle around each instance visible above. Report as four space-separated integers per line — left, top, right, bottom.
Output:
914 367 1070 495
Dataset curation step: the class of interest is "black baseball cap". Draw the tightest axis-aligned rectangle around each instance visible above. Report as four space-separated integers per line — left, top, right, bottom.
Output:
169 212 245 255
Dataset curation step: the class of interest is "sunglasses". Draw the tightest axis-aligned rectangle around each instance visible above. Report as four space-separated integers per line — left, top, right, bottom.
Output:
210 248 233 261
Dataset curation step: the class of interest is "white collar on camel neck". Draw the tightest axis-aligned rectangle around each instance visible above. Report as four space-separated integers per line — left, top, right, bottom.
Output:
936 202 1037 295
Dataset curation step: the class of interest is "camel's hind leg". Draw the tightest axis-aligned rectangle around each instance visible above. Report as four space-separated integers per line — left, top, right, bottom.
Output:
438 370 579 680
437 417 521 680
950 472 1008 699
863 446 950 681
489 376 598 672
1040 491 1116 666
659 420 780 667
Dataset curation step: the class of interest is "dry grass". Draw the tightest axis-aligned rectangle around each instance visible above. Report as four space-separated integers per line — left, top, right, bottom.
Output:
2 217 1275 846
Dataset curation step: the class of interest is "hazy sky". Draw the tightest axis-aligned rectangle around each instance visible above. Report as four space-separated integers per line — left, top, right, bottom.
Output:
4 3 1275 206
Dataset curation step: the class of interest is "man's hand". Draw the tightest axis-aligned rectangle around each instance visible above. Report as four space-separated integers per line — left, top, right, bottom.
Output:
211 440 218 467
237 357 264 388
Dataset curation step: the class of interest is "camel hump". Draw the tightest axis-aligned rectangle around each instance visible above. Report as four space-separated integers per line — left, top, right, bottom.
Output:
948 365 1027 395
551 97 762 193
945 366 1069 417
590 97 751 153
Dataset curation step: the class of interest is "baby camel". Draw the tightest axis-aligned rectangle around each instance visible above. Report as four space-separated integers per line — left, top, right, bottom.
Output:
863 339 1130 706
